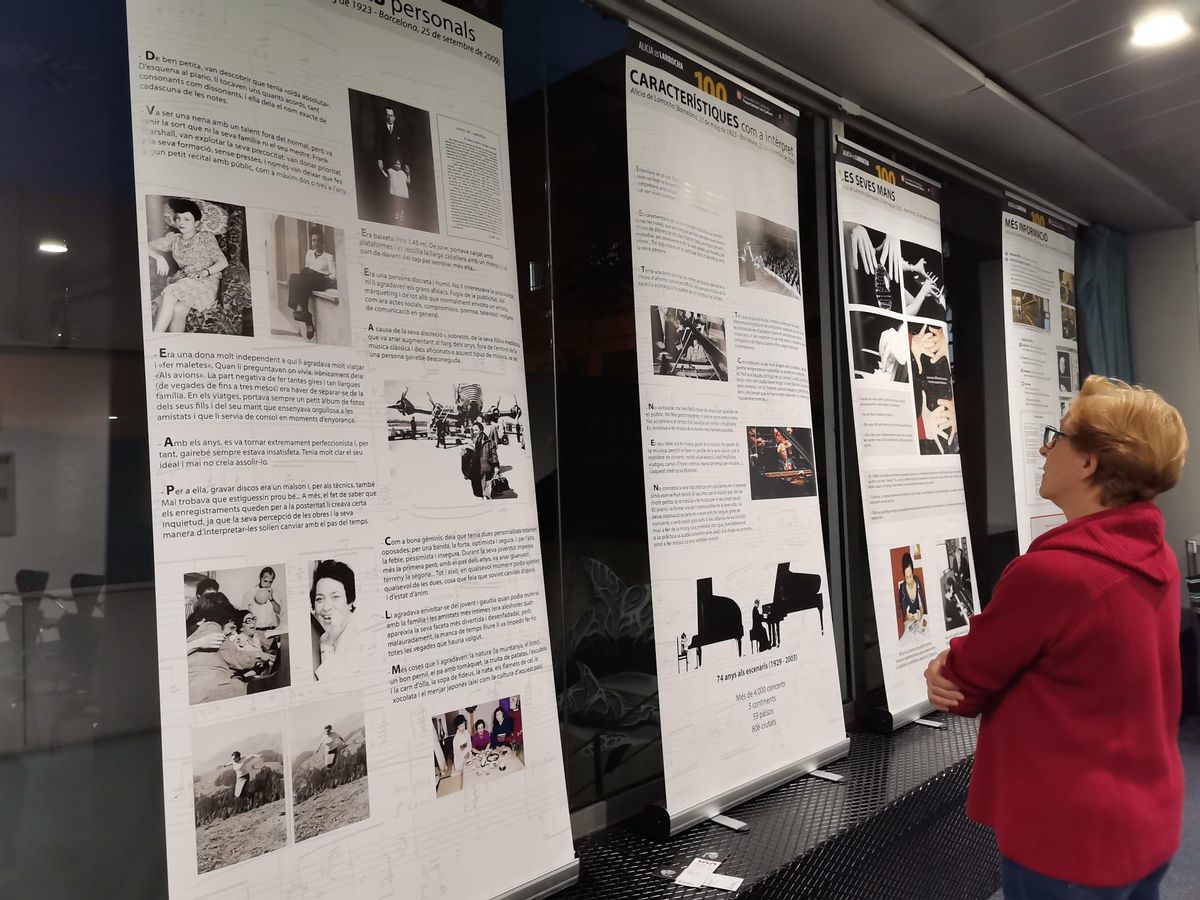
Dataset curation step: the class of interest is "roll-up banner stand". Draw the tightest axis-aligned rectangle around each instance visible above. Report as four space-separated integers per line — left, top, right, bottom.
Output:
626 27 850 837
1000 198 1079 552
832 138 980 731
125 1 577 896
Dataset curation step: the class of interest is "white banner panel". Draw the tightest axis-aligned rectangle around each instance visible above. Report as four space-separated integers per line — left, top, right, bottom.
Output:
833 139 979 719
626 29 847 823
1001 199 1079 550
125 1 575 896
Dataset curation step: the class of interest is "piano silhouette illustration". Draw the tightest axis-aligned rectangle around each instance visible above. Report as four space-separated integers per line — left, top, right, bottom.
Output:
760 563 824 650
686 577 744 667
686 565 825 668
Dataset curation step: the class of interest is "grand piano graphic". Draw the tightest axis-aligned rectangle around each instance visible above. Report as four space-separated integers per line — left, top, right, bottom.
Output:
686 577 744 667
759 563 824 650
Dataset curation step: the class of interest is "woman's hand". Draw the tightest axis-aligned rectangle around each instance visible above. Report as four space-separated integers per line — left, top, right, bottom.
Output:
938 397 958 444
850 225 876 274
878 234 903 286
877 327 907 377
154 255 170 277
925 650 964 710
910 325 949 374
920 390 952 445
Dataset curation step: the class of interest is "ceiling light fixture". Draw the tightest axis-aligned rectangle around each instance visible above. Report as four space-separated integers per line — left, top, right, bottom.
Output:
38 239 69 254
108 415 119 421
1131 11 1192 47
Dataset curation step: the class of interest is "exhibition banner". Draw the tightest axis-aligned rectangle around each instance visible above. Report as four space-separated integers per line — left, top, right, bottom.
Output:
125 1 576 896
1001 199 1079 550
833 139 979 720
626 29 848 828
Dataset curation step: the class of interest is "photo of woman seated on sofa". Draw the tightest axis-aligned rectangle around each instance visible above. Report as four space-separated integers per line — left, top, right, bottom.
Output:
144 195 254 336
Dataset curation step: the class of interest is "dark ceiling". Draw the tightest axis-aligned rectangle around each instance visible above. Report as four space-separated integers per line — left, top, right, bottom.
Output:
890 0 1200 224
664 0 1199 232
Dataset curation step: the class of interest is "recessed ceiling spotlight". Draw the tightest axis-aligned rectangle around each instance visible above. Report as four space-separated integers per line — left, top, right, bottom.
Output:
108 415 119 421
1131 11 1192 47
38 239 69 254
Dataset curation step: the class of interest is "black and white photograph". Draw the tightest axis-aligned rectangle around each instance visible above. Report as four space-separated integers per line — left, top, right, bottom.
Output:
940 536 974 631
1057 350 1075 392
263 214 351 347
649 306 728 381
348 88 439 233
910 322 958 455
682 563 825 670
1060 398 1071 418
1059 269 1076 308
184 565 291 705
900 239 947 321
1062 303 1078 340
843 221 901 312
433 696 524 798
746 426 817 500
1011 289 1050 331
306 556 372 683
384 378 527 502
144 195 253 336
734 210 800 298
849 309 909 382
191 715 287 874
289 695 370 842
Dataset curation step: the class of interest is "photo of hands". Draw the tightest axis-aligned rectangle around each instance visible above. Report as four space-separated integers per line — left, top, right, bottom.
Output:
909 323 958 455
844 224 947 322
850 310 909 383
844 222 901 312
900 240 946 321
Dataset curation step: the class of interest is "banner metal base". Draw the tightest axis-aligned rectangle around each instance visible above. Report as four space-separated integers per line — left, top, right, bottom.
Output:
492 858 580 900
648 737 851 840
868 700 937 735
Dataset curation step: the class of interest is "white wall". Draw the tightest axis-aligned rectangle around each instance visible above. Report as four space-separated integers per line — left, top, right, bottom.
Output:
1127 224 1200 598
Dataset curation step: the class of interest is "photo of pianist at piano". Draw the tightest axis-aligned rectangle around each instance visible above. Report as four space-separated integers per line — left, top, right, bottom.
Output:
892 548 929 641
746 426 818 500
649 306 728 381
734 210 801 299
754 564 825 654
843 221 902 312
940 537 974 631
850 309 910 383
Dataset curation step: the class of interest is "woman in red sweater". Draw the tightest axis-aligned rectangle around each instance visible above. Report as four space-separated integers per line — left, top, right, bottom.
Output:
925 376 1188 899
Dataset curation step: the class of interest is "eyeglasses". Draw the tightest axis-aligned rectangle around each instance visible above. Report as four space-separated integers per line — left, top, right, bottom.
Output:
1042 425 1072 449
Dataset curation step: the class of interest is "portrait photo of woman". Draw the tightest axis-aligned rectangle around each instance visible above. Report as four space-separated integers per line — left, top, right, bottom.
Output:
144 195 254 336
309 558 371 682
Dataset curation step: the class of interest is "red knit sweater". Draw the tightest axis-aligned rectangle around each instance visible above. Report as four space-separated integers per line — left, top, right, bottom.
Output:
944 501 1183 886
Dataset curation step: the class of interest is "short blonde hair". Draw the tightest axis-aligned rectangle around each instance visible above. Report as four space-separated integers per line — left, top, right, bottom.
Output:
1066 376 1188 507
